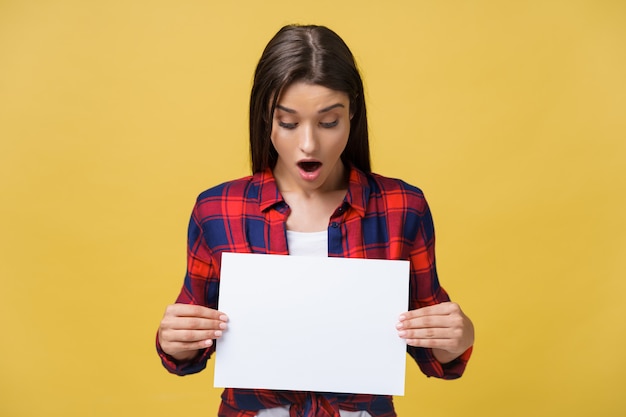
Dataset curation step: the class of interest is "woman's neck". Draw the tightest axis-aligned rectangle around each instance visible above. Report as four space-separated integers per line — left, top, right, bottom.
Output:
275 166 349 233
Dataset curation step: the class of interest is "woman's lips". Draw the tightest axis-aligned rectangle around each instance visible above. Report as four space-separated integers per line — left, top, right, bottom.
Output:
297 160 322 181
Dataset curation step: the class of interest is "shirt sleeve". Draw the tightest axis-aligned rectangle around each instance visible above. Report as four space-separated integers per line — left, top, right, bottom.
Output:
406 197 472 379
156 201 220 375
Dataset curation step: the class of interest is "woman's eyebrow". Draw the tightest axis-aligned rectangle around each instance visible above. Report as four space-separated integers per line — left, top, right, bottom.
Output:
276 103 345 114
318 103 345 113
276 104 296 114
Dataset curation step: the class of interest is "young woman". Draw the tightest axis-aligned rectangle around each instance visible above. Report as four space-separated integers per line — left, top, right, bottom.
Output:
157 24 474 417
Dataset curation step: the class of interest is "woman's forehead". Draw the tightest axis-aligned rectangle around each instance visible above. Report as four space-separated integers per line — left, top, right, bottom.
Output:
277 82 349 105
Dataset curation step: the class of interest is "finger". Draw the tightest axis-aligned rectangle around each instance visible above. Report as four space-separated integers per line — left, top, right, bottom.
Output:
158 326 226 357
165 303 228 321
398 327 450 340
160 316 228 332
403 332 469 354
396 314 452 331
399 302 459 320
180 316 228 331
163 328 225 343
161 338 215 355
404 337 459 351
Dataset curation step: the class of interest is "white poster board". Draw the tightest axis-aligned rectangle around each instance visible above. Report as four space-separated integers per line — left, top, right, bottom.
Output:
214 253 409 395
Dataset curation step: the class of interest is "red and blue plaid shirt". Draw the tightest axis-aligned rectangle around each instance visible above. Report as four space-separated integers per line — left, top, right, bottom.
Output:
157 166 472 417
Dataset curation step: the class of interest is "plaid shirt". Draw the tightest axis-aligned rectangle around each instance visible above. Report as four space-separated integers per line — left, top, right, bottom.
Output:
157 166 472 417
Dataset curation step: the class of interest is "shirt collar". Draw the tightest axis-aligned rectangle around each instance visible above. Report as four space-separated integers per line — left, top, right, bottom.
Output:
257 168 285 212
255 165 370 218
344 166 369 218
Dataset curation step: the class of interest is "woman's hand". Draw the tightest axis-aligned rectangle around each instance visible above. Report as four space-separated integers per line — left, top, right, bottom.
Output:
397 302 474 364
158 303 228 361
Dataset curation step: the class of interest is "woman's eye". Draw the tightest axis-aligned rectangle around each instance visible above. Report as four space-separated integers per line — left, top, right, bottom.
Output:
320 120 339 128
279 121 297 129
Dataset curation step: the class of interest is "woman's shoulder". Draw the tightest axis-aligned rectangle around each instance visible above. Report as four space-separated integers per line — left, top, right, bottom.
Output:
363 172 431 218
190 174 262 220
367 171 426 198
195 174 259 202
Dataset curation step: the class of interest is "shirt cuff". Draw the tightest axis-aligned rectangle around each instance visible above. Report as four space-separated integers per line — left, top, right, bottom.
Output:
156 333 214 375
408 345 473 380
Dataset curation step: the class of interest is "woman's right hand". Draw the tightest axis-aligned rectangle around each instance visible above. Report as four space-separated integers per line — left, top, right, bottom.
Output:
158 303 228 361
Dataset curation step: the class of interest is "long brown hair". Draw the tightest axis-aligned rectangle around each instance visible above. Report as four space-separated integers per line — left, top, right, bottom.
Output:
249 24 371 173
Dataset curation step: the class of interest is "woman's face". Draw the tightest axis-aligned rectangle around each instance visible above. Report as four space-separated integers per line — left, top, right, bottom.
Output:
271 82 351 194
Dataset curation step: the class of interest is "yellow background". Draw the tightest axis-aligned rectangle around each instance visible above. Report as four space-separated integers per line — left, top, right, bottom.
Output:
1 1 625 416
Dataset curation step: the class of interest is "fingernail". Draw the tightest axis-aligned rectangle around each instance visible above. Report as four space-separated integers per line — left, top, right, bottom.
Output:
220 315 229 322
398 315 406 321
205 339 213 347
219 322 227 330
395 322 403 329
398 330 406 337
215 330 223 337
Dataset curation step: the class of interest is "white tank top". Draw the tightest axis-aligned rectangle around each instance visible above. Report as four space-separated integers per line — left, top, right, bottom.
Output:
286 230 328 257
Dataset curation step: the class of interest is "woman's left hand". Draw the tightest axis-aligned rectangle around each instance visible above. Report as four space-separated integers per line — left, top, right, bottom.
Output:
397 302 474 364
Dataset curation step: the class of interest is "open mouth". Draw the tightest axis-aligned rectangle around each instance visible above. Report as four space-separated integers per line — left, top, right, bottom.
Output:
297 161 322 173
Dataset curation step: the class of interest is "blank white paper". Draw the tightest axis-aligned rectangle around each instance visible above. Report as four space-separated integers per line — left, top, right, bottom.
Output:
214 252 409 396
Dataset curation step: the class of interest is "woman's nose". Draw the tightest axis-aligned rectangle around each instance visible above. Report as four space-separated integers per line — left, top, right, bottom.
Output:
298 124 318 154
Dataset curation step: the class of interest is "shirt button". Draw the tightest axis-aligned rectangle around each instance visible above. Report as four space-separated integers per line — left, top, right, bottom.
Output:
331 222 339 228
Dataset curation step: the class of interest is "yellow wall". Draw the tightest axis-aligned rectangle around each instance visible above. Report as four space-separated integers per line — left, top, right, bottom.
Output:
1 1 625 416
